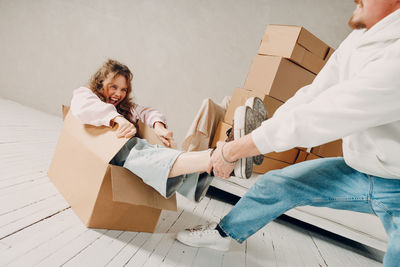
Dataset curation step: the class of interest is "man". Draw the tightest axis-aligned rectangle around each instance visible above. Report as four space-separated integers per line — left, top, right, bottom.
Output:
176 0 400 266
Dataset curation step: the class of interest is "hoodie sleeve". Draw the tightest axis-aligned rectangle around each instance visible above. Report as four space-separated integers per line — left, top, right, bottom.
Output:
70 87 120 127
252 45 400 154
131 104 167 128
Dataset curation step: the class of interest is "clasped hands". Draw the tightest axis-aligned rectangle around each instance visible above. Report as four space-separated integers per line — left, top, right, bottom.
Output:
207 141 236 178
113 116 175 147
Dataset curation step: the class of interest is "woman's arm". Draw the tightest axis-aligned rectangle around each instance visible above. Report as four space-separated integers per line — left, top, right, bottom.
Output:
70 87 120 127
132 104 175 147
131 104 167 128
71 87 136 138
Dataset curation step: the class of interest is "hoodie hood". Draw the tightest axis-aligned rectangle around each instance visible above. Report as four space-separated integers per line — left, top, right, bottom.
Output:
358 8 400 46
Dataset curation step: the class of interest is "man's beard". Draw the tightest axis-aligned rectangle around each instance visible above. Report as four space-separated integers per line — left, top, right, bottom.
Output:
348 0 367 29
348 14 367 29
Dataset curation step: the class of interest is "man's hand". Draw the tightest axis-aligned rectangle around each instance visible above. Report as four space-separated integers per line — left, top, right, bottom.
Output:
154 122 175 147
211 135 263 178
210 141 236 178
113 116 137 138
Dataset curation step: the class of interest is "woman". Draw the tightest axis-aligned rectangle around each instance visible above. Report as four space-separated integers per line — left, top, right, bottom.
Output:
70 59 215 201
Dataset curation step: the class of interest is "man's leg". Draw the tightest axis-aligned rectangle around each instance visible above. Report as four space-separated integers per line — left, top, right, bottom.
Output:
219 157 373 243
176 157 374 250
370 176 400 267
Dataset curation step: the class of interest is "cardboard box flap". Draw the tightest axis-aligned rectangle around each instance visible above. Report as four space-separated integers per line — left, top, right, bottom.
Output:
63 110 128 164
110 165 177 211
136 121 165 146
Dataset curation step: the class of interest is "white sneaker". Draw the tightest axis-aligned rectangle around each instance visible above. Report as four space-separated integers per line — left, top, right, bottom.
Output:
176 223 231 251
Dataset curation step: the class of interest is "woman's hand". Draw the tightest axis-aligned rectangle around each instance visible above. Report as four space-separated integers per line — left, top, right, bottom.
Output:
154 122 175 147
113 116 137 138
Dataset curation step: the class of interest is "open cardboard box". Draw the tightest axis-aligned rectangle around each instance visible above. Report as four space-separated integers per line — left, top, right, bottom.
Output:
47 106 177 232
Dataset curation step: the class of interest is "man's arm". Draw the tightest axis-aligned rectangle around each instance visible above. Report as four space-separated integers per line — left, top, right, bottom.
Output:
212 43 400 177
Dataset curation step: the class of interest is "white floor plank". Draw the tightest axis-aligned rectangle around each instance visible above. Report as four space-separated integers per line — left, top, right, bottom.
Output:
263 221 326 267
0 174 48 189
0 182 59 216
105 232 151 267
0 242 9 251
0 195 68 239
0 209 76 266
310 232 381 267
0 176 49 196
159 197 213 267
189 198 227 267
7 221 86 267
63 230 124 267
106 199 188 266
35 228 108 267
245 227 277 267
124 209 190 266
143 197 213 267
221 239 246 267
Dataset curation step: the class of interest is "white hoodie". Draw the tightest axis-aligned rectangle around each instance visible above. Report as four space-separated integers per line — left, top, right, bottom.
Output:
251 9 400 179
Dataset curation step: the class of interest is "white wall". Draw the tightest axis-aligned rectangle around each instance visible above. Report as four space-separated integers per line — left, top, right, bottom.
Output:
0 0 354 144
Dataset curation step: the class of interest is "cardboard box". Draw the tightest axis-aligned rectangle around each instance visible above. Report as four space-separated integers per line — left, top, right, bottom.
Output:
211 121 232 148
311 139 343 158
224 87 284 125
306 153 322 161
265 148 300 164
48 108 177 232
326 47 335 62
253 156 291 174
244 55 315 102
258 25 334 74
295 150 309 163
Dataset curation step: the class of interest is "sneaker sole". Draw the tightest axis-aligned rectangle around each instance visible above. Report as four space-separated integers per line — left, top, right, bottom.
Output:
233 106 255 179
176 235 230 251
245 97 268 166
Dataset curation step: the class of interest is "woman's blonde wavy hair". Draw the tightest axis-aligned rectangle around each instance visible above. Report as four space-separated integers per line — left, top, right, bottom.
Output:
88 59 135 123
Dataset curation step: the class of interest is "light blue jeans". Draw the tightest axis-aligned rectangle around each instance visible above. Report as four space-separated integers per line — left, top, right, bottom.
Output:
219 157 400 267
110 137 211 202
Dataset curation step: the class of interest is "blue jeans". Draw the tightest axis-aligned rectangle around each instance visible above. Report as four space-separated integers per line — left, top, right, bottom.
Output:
110 137 209 202
219 157 400 267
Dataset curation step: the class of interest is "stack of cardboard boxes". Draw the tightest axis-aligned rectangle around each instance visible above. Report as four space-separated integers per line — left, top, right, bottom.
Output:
212 25 342 174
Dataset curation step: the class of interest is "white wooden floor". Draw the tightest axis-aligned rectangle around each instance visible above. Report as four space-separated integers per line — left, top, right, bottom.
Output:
0 98 382 267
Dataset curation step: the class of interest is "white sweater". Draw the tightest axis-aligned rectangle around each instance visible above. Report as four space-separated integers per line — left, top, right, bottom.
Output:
252 9 400 179
70 87 167 128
